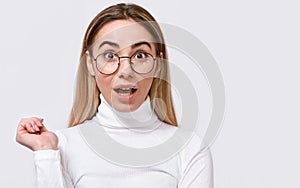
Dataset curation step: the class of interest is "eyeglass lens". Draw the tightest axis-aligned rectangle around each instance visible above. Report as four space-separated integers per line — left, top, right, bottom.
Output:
95 52 155 74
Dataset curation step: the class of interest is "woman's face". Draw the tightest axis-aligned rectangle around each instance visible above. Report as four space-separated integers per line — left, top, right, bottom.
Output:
87 19 158 112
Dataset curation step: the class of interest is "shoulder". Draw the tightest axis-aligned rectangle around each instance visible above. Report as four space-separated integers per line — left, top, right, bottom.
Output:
54 119 95 149
55 125 78 142
158 122 178 134
157 123 211 158
178 132 213 169
157 124 212 164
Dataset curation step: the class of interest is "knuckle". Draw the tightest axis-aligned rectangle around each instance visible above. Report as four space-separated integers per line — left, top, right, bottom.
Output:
32 117 38 121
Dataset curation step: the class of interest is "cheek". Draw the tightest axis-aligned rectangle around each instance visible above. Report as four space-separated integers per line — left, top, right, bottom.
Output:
95 74 114 93
138 78 153 93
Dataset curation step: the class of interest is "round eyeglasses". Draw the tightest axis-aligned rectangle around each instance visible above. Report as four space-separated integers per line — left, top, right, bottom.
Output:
93 51 156 75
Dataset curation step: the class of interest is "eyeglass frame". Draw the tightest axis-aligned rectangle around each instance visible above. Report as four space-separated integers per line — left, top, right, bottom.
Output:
92 52 157 75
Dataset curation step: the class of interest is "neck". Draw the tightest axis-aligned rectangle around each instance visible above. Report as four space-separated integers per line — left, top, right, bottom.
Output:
95 94 161 132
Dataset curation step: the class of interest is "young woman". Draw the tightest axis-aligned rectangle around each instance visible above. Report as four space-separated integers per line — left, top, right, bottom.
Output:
16 3 213 188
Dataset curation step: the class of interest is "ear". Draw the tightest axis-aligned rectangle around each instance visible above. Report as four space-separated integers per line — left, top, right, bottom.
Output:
86 51 95 76
154 52 163 77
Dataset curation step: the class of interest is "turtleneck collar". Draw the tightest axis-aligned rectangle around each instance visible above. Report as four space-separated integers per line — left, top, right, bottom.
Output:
95 94 162 132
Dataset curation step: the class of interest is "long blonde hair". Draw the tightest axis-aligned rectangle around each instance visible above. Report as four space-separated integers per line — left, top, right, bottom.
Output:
69 3 177 127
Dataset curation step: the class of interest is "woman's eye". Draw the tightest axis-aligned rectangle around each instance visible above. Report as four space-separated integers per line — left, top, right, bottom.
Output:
134 52 147 59
104 52 115 59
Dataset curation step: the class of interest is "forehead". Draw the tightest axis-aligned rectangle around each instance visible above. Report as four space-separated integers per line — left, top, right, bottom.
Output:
92 19 156 50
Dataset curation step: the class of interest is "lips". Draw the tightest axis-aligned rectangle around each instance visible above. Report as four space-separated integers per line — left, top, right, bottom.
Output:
113 88 137 95
113 85 138 96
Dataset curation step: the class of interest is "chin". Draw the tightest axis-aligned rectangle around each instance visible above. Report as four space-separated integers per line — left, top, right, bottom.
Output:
112 103 138 112
109 94 143 112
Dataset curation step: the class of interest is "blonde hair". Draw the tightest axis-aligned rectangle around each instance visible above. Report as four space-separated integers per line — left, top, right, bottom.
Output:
69 3 177 127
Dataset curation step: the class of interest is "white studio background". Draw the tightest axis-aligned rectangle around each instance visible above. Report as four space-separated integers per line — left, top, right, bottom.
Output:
1 0 299 187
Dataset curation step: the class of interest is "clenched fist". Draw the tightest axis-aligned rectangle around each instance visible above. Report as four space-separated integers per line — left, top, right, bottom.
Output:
16 117 58 151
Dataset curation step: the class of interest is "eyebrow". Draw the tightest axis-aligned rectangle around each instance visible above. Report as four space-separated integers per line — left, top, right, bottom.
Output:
132 41 152 50
98 41 152 50
98 41 120 49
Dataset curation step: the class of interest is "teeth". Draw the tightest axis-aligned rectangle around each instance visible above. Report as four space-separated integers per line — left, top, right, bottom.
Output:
119 88 132 91
114 87 137 96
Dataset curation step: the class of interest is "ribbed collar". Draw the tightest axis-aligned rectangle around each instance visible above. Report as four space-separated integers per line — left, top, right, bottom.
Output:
95 94 162 132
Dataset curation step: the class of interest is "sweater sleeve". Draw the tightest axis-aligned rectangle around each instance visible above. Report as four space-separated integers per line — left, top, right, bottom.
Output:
33 132 74 188
178 134 214 188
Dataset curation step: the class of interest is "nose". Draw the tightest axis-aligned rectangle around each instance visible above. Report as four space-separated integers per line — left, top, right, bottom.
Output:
117 57 134 78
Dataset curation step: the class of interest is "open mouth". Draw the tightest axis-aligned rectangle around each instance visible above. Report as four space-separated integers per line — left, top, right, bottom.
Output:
113 88 138 96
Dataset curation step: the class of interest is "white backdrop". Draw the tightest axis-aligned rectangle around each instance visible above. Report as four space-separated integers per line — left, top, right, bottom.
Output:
1 0 299 187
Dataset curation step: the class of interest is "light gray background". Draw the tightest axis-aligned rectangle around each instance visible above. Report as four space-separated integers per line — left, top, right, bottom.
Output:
1 0 299 187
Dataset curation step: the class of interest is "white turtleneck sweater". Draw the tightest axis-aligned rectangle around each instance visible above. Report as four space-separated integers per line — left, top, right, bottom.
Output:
34 95 213 188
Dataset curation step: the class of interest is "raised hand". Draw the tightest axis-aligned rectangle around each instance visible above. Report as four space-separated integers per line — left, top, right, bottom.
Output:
16 117 58 151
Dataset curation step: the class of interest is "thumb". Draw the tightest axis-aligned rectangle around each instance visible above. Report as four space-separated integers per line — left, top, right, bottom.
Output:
39 125 48 132
38 119 48 132
39 118 44 124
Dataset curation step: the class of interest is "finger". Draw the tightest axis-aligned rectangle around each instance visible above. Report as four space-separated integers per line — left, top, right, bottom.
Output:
24 117 42 131
18 118 43 133
37 118 44 128
32 117 44 127
18 121 31 132
17 124 28 136
37 121 44 128
17 120 36 135
19 118 34 127
39 125 48 133
18 119 28 129
29 123 36 133
33 123 40 132
24 122 36 133
17 122 26 131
